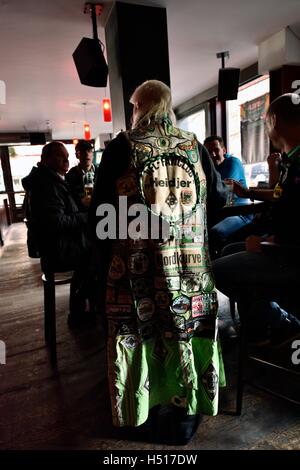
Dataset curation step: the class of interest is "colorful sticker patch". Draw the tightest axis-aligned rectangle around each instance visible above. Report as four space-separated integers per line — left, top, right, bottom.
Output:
191 295 204 317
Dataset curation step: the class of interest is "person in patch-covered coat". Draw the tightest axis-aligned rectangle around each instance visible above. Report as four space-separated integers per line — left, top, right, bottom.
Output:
90 80 227 445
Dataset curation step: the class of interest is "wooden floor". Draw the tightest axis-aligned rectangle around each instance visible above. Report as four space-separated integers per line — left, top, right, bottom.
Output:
0 223 300 450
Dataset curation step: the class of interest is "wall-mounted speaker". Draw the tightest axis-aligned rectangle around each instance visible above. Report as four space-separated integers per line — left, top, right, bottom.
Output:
29 132 46 145
218 67 240 101
73 37 108 87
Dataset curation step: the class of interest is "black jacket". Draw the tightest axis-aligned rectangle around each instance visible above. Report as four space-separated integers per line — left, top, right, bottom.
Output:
22 165 89 272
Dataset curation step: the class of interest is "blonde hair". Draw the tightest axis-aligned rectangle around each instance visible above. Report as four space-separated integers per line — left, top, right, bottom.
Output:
130 80 176 128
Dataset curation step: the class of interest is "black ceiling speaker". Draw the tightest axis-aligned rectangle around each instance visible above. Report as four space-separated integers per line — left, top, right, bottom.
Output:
216 51 240 101
29 132 46 145
73 3 108 88
73 37 108 87
218 67 240 101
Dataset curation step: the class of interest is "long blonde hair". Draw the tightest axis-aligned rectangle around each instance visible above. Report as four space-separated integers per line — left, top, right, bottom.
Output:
130 80 176 129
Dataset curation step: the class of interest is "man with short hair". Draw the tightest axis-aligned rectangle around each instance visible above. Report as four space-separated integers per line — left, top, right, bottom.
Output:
212 94 300 344
204 135 253 257
66 140 97 210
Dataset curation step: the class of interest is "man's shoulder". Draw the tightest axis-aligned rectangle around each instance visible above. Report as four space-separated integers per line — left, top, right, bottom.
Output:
225 154 242 164
66 166 81 179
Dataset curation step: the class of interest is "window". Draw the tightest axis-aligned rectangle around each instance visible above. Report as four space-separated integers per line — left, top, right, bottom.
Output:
177 104 209 143
227 75 270 187
8 143 77 205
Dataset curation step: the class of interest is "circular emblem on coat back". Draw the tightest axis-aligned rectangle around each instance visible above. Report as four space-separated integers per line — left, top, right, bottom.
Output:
141 154 198 222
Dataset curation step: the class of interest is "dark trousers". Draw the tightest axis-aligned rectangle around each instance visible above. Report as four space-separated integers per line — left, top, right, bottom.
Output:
120 405 202 446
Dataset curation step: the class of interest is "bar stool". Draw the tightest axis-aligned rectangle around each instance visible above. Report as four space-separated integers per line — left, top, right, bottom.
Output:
42 270 73 367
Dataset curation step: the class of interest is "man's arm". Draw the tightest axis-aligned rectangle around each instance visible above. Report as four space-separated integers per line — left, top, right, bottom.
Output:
38 183 87 234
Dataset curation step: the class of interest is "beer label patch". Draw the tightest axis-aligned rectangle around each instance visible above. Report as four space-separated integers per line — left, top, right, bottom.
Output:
155 247 202 275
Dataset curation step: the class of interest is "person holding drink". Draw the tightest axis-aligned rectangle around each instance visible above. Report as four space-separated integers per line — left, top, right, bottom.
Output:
203 135 253 258
66 140 97 210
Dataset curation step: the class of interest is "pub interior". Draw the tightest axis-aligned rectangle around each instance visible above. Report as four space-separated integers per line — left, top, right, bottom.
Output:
1 0 300 454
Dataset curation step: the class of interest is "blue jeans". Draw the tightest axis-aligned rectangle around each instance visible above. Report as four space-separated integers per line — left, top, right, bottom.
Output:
209 215 254 258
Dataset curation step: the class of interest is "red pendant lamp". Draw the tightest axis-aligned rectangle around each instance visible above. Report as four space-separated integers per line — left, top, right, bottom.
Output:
84 123 91 140
102 98 112 122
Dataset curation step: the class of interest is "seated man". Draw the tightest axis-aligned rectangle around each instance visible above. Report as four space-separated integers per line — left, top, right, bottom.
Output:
204 135 253 258
66 140 97 210
212 94 300 344
23 141 95 327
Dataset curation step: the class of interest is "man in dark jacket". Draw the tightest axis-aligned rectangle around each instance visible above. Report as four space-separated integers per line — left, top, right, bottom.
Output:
66 140 97 210
22 141 95 326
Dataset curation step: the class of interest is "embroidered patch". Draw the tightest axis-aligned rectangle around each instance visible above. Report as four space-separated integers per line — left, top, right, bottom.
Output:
155 291 170 309
181 189 193 205
171 295 190 314
120 335 140 349
108 256 126 281
128 253 149 275
201 364 218 401
137 298 155 322
181 275 201 294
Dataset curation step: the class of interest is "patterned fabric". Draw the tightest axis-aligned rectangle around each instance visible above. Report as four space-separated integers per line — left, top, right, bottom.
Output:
106 116 225 427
